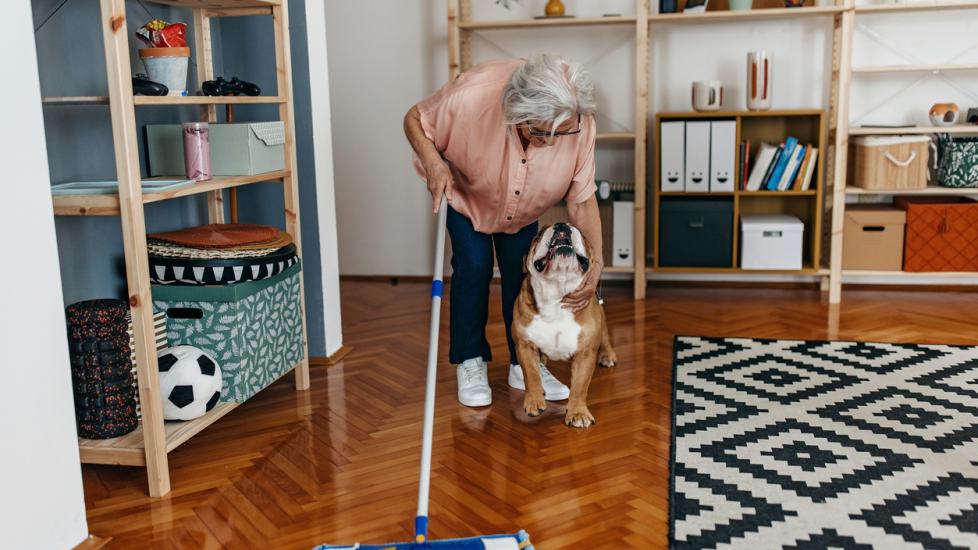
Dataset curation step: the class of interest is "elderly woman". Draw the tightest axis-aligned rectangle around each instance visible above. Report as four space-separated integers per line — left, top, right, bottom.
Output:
404 54 602 408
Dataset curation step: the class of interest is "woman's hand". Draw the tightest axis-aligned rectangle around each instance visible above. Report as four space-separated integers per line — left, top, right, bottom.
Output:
562 261 602 312
424 159 454 213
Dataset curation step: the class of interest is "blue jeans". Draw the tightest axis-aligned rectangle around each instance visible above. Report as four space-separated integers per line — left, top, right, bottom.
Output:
446 206 538 365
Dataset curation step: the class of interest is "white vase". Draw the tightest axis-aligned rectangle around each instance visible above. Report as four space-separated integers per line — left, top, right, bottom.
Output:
747 51 773 111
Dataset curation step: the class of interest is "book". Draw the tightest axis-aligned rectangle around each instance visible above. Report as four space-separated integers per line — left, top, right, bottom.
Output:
779 144 806 191
792 146 814 190
766 136 798 190
746 142 778 191
741 139 751 190
737 141 745 190
800 147 818 191
761 144 784 189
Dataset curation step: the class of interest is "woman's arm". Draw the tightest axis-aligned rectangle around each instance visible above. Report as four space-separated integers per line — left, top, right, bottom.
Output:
563 195 604 312
403 105 454 213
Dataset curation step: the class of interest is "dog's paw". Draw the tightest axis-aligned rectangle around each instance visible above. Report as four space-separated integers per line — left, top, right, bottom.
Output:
565 407 596 428
523 393 547 417
598 350 617 368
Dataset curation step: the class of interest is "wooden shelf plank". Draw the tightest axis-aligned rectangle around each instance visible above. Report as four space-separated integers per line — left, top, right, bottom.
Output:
149 0 278 7
849 125 978 135
596 132 636 140
844 269 978 278
739 190 818 196
604 266 636 273
855 1 978 13
459 15 636 30
852 63 978 73
846 186 978 195
52 170 289 216
42 96 109 105
79 403 239 466
133 95 286 106
653 266 821 275
658 109 823 119
660 191 736 196
649 6 845 23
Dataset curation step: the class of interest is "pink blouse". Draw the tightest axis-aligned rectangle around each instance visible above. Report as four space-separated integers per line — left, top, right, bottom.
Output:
413 59 596 234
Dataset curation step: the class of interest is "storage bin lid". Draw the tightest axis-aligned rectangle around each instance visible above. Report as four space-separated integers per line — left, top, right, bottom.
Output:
249 122 286 146
854 135 931 147
741 214 804 232
660 198 732 213
845 205 906 225
152 260 301 302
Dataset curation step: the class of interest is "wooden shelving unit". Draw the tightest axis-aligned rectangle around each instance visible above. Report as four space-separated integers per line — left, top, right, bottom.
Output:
446 0 650 298
42 0 310 497
825 0 978 303
652 110 826 273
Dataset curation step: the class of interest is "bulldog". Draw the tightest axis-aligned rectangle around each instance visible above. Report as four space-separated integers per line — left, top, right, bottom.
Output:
512 222 616 428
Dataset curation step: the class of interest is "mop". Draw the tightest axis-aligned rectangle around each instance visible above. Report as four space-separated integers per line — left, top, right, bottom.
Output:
316 199 534 550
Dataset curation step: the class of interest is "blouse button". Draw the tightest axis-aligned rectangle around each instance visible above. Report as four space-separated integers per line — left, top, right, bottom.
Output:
515 190 521 196
507 216 513 220
521 159 526 164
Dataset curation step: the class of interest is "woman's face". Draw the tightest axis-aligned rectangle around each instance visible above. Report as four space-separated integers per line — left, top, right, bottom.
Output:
518 116 579 148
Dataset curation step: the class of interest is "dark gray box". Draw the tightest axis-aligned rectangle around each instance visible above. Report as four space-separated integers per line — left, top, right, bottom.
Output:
659 198 734 267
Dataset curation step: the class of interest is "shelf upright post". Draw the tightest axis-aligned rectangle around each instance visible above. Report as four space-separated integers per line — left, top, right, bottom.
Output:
827 0 855 304
99 0 170 497
272 1 311 390
192 8 226 224
635 0 650 299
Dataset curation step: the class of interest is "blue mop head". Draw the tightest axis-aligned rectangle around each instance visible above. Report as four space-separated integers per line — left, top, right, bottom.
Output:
315 530 534 550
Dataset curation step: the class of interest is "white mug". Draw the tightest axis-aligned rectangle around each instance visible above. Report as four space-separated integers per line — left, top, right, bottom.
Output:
692 81 723 112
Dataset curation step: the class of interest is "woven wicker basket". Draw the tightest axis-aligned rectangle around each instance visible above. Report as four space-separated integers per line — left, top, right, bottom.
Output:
852 135 930 190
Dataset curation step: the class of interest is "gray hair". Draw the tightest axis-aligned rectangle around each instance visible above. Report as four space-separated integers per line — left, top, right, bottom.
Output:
502 54 596 136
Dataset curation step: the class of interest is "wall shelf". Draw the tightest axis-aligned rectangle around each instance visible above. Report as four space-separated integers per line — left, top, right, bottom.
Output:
849 125 978 135
649 6 845 24
458 15 636 30
52 171 289 216
845 185 978 195
854 1 978 13
851 63 978 73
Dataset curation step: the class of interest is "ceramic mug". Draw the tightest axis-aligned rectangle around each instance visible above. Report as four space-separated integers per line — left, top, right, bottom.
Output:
692 81 723 112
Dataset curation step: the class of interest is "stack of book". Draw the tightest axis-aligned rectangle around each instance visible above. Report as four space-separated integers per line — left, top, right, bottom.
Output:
738 137 818 192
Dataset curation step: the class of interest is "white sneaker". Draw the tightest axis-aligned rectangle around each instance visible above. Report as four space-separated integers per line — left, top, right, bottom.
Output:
457 357 491 407
508 363 570 401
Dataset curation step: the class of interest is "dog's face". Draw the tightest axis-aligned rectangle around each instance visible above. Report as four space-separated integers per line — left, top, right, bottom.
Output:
526 223 591 299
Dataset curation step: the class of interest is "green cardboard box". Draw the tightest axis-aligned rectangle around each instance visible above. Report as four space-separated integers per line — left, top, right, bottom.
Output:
146 122 286 176
152 261 305 403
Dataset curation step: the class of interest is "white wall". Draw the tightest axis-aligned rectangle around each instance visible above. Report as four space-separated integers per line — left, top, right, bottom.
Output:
0 1 89 548
326 0 978 277
306 0 345 355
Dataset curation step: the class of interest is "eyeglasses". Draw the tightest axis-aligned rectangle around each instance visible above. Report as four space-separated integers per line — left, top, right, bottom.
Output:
525 114 582 138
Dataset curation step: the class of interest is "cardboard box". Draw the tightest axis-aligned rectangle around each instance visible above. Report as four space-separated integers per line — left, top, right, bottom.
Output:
146 122 286 176
152 262 305 403
843 205 906 271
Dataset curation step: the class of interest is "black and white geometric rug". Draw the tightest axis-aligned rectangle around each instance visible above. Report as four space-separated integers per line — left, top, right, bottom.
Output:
670 336 978 549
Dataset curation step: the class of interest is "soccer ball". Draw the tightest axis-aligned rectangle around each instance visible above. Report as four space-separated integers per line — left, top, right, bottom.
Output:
157 345 222 421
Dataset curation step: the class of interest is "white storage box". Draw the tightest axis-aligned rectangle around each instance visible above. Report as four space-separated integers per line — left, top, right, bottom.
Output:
740 214 804 270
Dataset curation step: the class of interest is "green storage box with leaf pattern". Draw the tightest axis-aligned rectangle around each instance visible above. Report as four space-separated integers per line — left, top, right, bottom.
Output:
152 261 305 403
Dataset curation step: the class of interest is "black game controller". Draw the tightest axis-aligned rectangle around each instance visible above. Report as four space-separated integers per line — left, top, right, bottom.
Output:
201 77 261 97
132 73 168 96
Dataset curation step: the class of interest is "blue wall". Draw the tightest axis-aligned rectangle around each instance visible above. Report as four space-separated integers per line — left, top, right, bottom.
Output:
33 0 327 355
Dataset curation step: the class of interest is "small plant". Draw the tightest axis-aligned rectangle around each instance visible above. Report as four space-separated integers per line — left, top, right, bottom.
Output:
496 0 520 8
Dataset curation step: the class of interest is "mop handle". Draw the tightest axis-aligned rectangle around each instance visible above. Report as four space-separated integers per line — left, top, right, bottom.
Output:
415 197 448 543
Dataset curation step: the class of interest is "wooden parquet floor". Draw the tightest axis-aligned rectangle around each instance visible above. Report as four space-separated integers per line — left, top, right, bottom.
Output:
81 282 978 549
